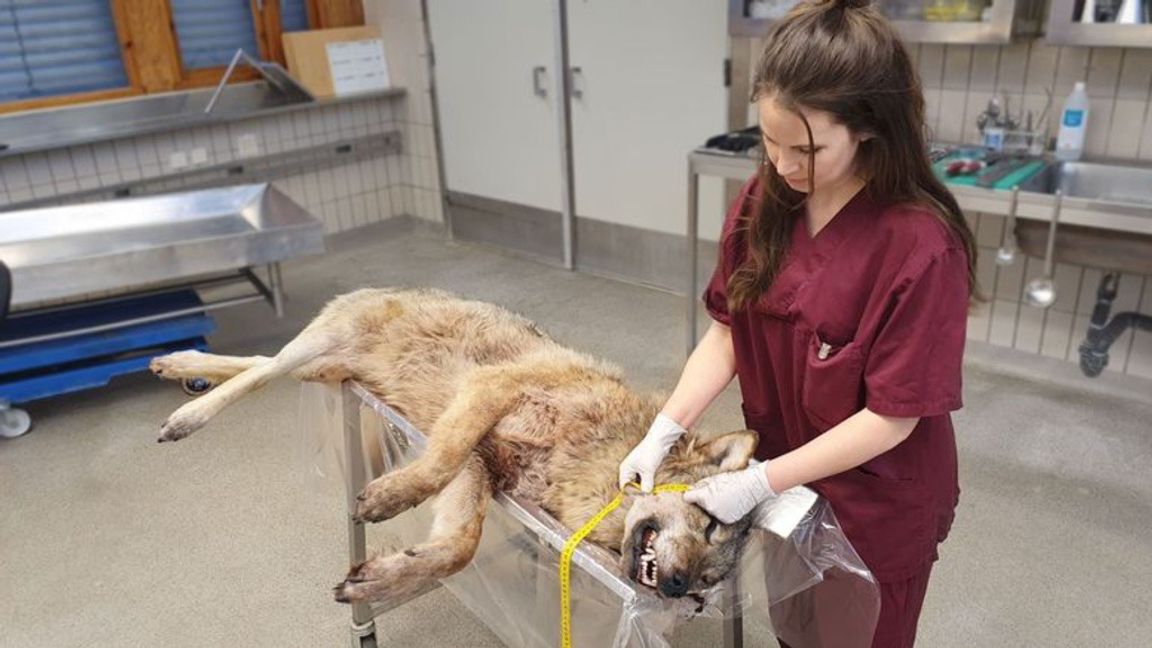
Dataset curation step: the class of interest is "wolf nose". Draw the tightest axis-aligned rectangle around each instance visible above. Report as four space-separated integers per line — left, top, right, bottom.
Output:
659 572 690 598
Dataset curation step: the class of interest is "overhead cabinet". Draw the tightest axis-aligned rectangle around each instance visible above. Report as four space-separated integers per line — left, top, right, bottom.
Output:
1044 0 1152 47
728 0 1044 44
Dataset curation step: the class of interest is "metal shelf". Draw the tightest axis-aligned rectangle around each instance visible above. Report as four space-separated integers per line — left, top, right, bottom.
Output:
1044 0 1152 47
728 0 1042 43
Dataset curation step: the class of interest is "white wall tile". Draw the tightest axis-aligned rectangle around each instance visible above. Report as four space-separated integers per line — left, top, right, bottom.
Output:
134 136 160 168
1087 48 1124 97
1139 110 1152 160
989 299 1021 346
1039 309 1074 360
1106 100 1148 159
1014 302 1045 353
936 90 967 142
1024 43 1060 95
967 301 991 341
114 140 139 169
996 43 1030 94
943 45 974 91
994 250 1027 301
960 92 990 145
968 46 1000 92
1082 98 1114 157
1 157 30 190
23 154 53 186
976 212 1004 248
1128 329 1152 380
1076 267 1105 315
1053 48 1090 100
1126 278 1152 378
1117 49 1152 101
47 151 75 182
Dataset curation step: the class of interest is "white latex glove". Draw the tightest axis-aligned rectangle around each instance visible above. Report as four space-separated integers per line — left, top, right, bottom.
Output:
618 413 687 492
684 462 776 524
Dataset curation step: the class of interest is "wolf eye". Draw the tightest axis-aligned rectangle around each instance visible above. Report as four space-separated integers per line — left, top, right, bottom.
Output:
704 517 719 543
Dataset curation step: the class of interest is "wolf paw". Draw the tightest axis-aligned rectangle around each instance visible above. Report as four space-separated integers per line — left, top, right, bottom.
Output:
150 350 208 380
333 560 376 603
333 554 430 605
354 476 425 523
158 405 209 442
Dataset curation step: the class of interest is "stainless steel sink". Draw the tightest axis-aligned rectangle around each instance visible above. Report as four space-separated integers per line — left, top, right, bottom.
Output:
1019 160 1152 207
1015 160 1152 275
0 77 313 157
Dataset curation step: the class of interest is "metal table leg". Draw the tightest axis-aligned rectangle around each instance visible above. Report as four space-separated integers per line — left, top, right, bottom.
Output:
342 383 378 647
722 572 744 648
268 262 285 318
687 166 700 358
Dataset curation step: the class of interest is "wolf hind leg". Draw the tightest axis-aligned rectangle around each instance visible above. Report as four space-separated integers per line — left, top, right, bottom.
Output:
335 453 491 605
157 329 338 442
352 363 539 523
150 350 271 383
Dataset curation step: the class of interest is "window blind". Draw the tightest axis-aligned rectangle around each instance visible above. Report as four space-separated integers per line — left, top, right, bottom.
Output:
281 0 308 32
170 0 260 70
0 1 129 102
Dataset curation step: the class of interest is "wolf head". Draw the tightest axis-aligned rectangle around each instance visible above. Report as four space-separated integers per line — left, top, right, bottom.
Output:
619 430 758 598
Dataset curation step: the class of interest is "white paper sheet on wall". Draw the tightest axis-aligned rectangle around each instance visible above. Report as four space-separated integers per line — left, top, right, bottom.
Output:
326 39 391 96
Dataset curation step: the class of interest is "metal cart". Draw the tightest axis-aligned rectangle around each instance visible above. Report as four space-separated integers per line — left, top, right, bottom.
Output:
331 378 746 645
0 184 324 436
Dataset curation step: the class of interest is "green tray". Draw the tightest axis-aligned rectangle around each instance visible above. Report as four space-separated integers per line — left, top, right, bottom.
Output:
933 152 1047 191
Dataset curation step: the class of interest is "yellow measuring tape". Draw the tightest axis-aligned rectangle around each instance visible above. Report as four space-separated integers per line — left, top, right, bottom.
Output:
559 482 691 648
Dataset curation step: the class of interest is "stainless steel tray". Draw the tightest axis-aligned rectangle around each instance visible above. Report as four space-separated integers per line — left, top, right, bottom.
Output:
0 183 324 307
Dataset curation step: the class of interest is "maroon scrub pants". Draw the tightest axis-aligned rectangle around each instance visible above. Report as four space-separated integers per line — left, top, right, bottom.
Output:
774 565 933 648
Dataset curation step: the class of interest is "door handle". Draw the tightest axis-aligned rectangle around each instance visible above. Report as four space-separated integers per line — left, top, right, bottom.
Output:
570 66 584 100
533 66 548 98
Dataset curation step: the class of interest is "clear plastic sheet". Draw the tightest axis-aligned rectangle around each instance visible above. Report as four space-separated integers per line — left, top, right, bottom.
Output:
299 382 880 647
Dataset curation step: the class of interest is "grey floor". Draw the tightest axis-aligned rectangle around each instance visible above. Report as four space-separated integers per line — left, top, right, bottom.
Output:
3 219 1151 648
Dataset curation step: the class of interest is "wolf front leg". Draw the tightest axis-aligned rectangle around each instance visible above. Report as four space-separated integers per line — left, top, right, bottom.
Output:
335 453 491 605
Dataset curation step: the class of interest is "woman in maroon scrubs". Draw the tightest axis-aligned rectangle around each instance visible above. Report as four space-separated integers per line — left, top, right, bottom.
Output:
618 1 977 645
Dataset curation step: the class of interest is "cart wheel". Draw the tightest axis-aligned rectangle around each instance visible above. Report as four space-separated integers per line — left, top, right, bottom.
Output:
0 407 32 438
181 377 215 396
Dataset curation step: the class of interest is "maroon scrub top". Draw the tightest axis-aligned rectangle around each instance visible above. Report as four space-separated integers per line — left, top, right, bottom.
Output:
704 178 967 583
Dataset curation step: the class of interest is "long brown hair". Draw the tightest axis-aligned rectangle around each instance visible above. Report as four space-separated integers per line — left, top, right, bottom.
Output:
728 0 978 311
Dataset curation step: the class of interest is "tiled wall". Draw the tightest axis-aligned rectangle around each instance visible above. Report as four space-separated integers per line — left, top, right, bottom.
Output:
365 0 443 225
914 44 1152 161
912 42 1152 381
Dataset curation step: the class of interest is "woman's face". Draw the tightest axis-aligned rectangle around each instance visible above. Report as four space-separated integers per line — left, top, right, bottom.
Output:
758 95 867 196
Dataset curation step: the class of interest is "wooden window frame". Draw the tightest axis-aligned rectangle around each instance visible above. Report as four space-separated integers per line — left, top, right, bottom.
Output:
0 0 364 115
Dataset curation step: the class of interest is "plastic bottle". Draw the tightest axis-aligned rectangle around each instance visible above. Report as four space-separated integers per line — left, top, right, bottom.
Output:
1055 82 1089 162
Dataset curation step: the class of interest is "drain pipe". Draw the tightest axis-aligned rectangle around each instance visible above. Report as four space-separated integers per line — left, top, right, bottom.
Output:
1078 273 1152 377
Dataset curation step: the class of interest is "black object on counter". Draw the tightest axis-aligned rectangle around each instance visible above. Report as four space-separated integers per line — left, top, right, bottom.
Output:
704 126 761 153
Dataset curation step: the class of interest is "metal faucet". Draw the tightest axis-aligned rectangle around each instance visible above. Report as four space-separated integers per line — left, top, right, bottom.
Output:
204 48 296 114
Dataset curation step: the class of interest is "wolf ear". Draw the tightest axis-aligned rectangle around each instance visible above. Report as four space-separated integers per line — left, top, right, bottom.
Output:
699 430 758 471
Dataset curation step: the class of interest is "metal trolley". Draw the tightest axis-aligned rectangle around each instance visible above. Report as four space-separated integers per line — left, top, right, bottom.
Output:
328 381 752 648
